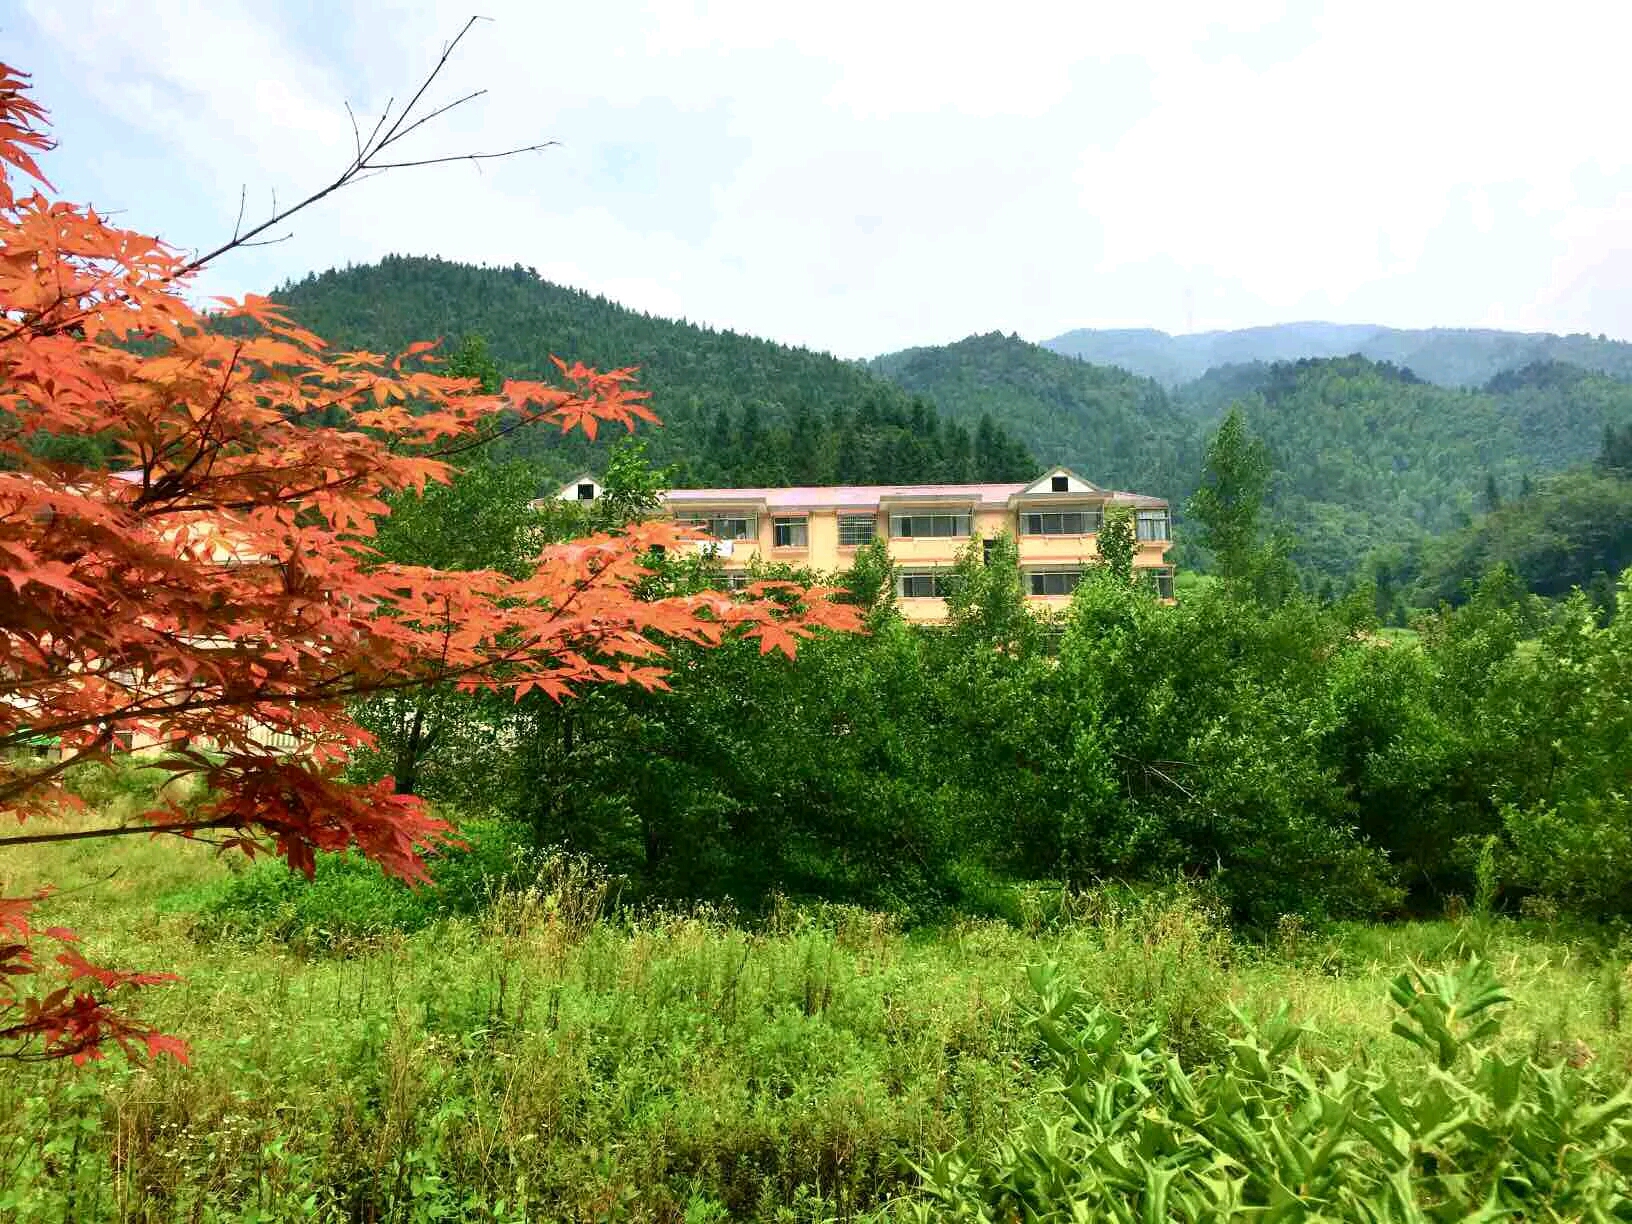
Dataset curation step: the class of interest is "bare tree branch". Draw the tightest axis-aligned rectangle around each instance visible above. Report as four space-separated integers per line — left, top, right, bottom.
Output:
0 819 236 849
177 15 553 279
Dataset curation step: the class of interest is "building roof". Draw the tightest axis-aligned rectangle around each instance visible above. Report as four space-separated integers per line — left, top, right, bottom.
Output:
663 480 1167 510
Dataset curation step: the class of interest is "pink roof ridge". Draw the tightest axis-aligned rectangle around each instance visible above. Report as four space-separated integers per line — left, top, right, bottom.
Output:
663 481 1167 508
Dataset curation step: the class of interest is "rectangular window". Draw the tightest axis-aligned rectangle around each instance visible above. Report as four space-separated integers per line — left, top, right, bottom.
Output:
773 516 809 548
577 482 596 501
1146 567 1175 600
1027 570 1082 597
838 514 875 546
718 572 751 592
1136 510 1171 542
1051 475 1069 492
898 571 953 598
889 513 971 538
678 514 756 541
1021 509 1101 535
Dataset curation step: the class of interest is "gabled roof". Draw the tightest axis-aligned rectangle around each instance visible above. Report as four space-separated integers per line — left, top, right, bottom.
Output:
1015 466 1100 498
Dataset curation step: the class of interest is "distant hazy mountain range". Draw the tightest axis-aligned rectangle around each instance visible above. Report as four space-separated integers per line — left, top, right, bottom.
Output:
1041 323 1632 389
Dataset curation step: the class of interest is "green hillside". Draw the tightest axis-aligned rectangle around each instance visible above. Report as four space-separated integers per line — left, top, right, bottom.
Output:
869 332 1199 496
874 335 1632 577
1183 356 1632 575
270 257 1035 487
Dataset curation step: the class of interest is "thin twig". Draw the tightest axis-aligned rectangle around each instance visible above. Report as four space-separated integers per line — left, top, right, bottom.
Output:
177 14 548 279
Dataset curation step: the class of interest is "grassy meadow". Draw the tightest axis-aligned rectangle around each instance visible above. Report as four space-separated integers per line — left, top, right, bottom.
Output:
5 784 1632 1221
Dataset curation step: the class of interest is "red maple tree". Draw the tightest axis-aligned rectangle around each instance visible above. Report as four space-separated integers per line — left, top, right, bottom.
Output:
0 51 857 1064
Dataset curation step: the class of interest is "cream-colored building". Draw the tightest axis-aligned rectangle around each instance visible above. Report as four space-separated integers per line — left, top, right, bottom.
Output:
633 466 1173 622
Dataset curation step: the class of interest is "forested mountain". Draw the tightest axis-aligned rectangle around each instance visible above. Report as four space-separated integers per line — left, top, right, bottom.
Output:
872 335 1632 577
270 257 1035 487
272 259 1632 583
869 332 1198 496
1173 356 1632 575
1389 422 1632 609
1044 322 1632 389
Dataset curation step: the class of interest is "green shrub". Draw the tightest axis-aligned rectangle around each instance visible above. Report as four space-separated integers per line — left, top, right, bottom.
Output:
189 819 539 950
910 956 1632 1220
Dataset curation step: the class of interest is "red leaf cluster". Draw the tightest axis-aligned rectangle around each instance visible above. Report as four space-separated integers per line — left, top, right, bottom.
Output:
0 65 859 1065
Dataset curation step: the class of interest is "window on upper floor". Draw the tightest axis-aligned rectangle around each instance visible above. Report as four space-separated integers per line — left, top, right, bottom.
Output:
1136 510 1170 541
898 571 954 598
1051 475 1069 492
890 513 971 538
717 572 752 592
577 482 596 501
838 514 875 546
1021 509 1101 535
773 516 809 548
678 513 756 541
1028 569 1082 597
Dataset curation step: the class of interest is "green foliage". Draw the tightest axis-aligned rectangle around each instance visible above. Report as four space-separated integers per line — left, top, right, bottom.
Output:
276 264 1632 587
443 332 503 393
1187 407 1271 582
189 821 537 950
16 777 1632 1224
1097 505 1135 585
1414 468 1632 605
914 957 1632 1221
371 460 542 577
348 460 542 796
1493 584 1632 915
837 538 898 627
1602 420 1632 474
945 531 1036 655
1055 574 1401 924
590 435 672 527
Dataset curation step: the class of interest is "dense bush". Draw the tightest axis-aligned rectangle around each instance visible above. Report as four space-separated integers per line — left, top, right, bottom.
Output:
322 545 1632 931
913 956 1632 1220
190 820 543 950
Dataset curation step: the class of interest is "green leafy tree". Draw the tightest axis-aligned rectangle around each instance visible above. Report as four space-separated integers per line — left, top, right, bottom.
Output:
1096 505 1135 585
1187 407 1271 582
350 462 543 795
839 538 899 628
945 532 1034 653
1589 569 1619 626
445 332 503 393
592 437 672 529
1600 422 1632 474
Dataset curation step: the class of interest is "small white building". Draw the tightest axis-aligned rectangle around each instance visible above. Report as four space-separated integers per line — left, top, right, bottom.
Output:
529 473 602 511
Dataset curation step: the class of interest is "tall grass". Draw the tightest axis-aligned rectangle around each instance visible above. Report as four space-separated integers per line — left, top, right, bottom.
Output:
4 791 1631 1220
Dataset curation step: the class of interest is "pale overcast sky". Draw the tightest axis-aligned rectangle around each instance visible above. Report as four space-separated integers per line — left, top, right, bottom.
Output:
9 1 1632 357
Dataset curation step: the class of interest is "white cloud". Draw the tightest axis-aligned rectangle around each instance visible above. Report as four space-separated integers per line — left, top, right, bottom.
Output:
12 0 1632 355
